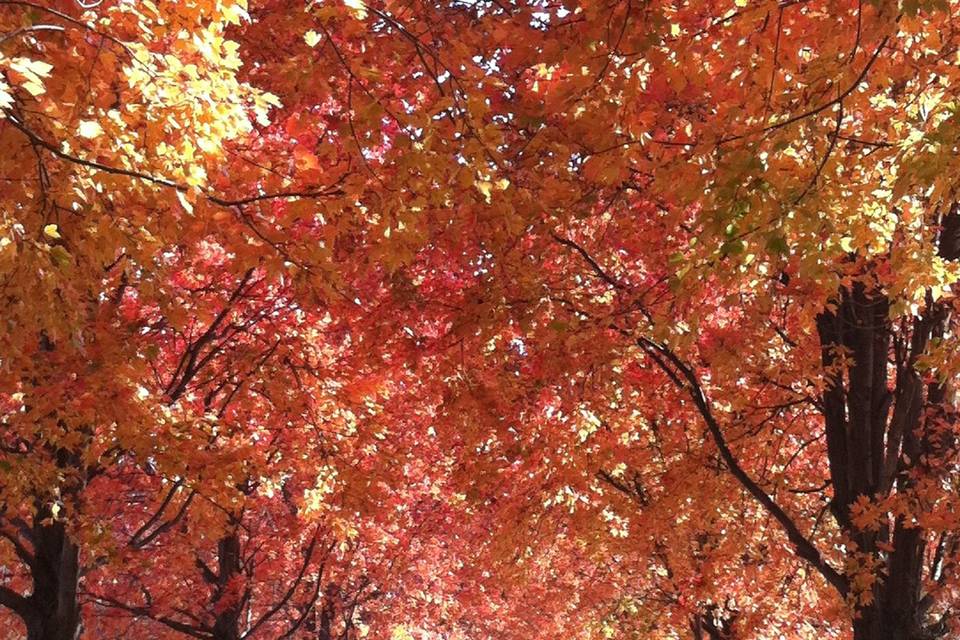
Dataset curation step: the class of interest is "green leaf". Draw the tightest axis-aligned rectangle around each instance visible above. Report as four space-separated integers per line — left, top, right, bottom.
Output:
50 245 72 268
720 239 745 256
765 235 789 255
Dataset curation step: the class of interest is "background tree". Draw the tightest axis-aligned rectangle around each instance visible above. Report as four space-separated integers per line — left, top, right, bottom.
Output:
6 1 960 640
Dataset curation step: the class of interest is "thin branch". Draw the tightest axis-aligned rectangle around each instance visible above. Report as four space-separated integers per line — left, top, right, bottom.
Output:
131 491 195 549
793 102 843 204
277 558 330 640
551 233 627 289
0 24 65 46
128 480 183 547
765 8 783 111
636 336 849 596
720 36 887 144
91 595 212 639
3 116 343 208
243 533 329 639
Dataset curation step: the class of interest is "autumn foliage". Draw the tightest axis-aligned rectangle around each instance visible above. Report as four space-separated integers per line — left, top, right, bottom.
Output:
3 0 960 639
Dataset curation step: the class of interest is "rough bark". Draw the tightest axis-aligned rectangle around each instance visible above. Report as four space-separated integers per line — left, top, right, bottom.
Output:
22 508 82 640
211 533 244 640
817 206 960 640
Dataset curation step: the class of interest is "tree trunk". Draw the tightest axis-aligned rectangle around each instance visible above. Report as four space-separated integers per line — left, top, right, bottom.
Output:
11 336 84 640
211 533 244 640
818 288 934 640
818 207 960 640
23 508 82 640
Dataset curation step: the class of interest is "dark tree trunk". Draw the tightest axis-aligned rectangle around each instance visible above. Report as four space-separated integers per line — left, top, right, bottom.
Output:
689 604 736 640
819 288 933 640
318 591 335 640
194 488 258 639
10 336 85 640
304 584 337 640
212 533 244 640
818 206 960 640
23 507 82 640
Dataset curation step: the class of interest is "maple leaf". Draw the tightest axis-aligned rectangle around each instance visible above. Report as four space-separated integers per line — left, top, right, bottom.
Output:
2 2 960 640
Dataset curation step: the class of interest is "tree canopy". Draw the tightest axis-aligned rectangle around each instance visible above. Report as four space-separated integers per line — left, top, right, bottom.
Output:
2 0 960 639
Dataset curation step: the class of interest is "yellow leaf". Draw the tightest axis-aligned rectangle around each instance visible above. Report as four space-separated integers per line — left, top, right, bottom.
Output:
9 58 53 96
475 180 493 203
344 0 368 19
21 80 45 96
43 224 61 239
176 190 195 216
11 58 52 77
25 60 53 77
304 30 322 47
50 245 71 268
0 81 12 110
78 120 103 139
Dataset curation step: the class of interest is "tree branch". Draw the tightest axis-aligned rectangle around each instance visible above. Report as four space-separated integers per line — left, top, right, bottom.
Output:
3 116 343 208
551 233 627 290
720 36 887 144
636 336 850 596
0 584 30 617
91 595 212 638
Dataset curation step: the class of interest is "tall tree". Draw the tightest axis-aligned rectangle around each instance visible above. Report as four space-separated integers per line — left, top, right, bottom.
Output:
320 1 960 639
0 1 335 637
7 1 960 639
